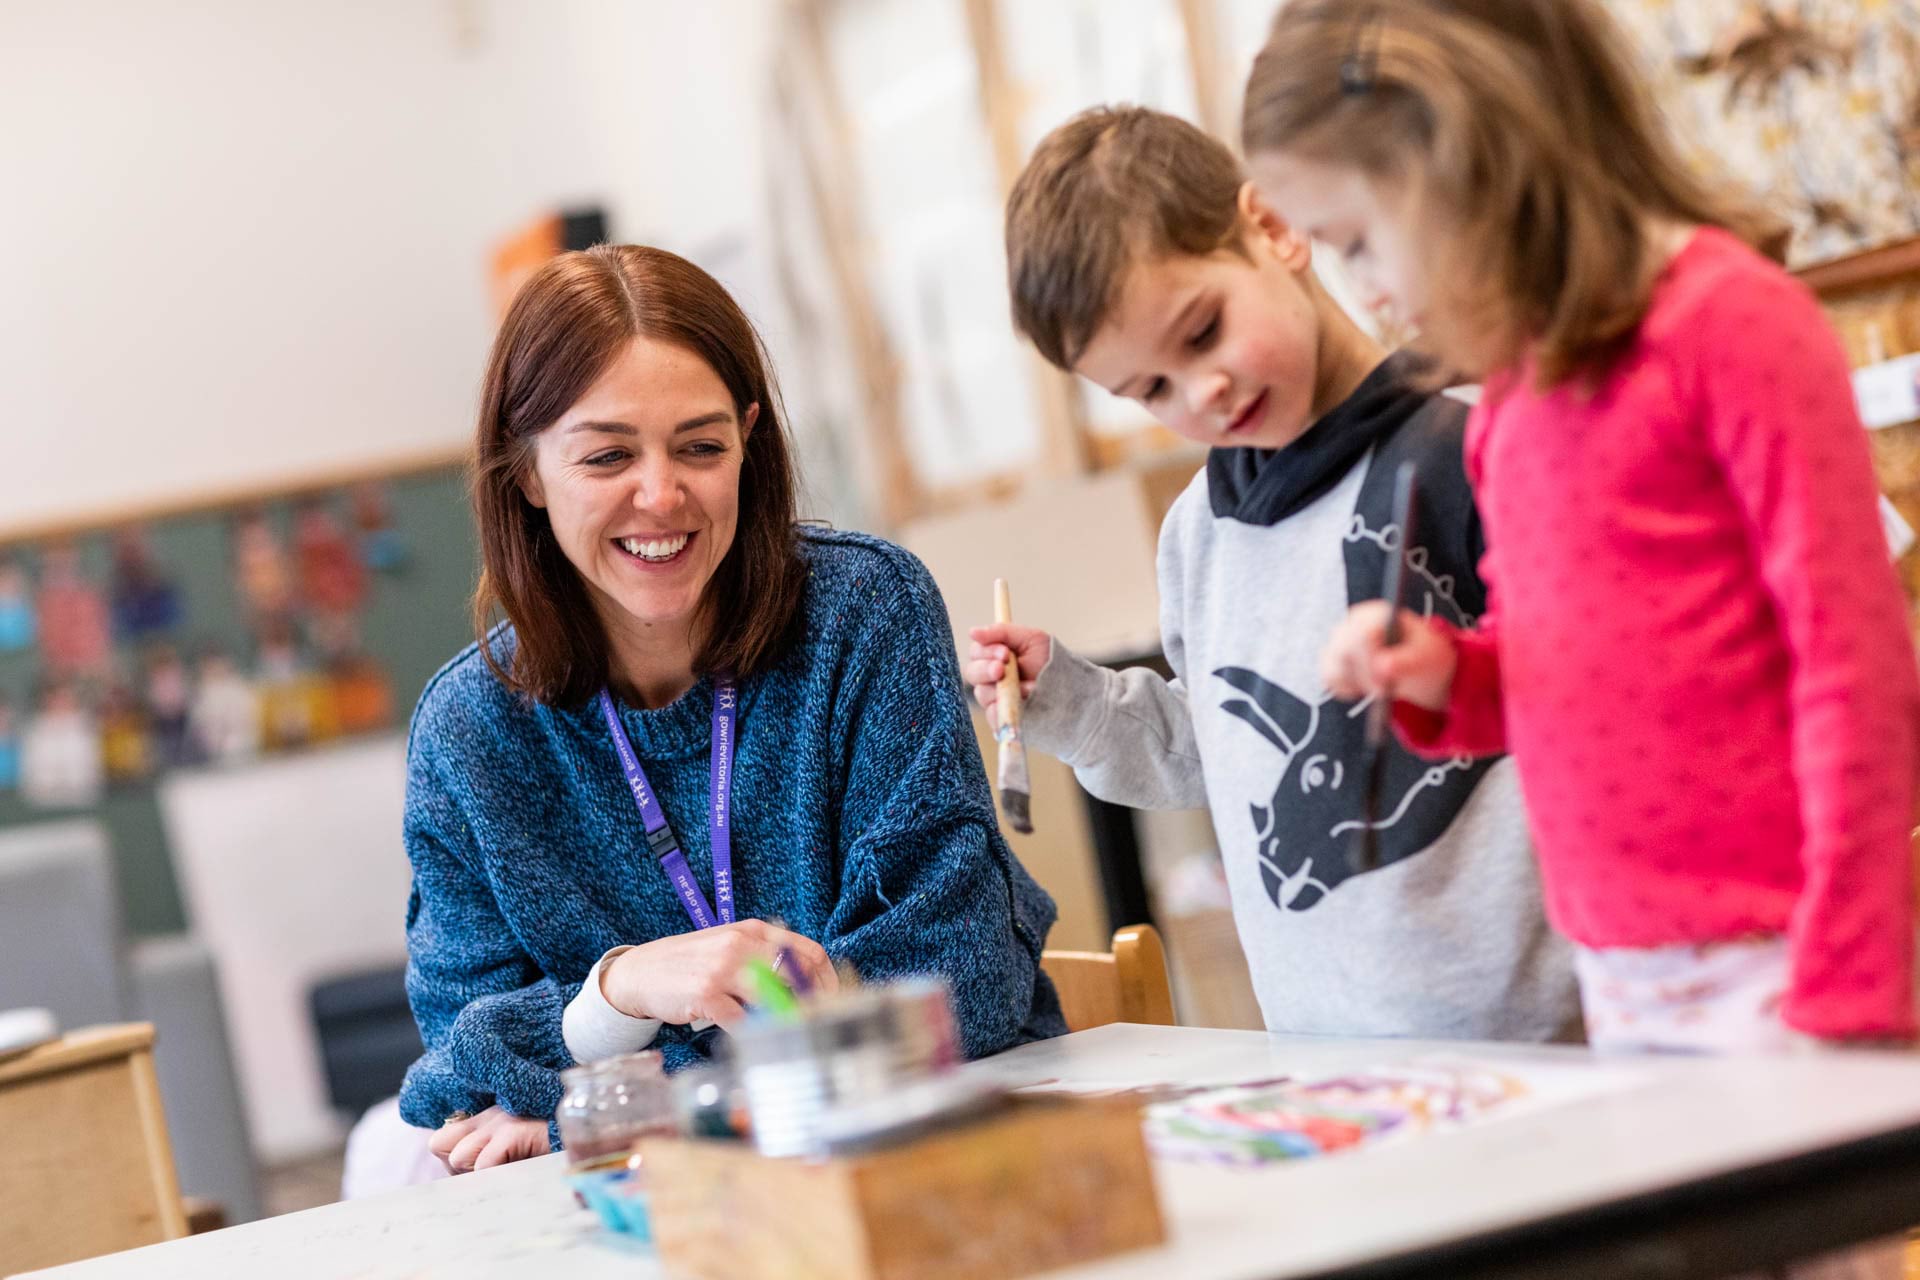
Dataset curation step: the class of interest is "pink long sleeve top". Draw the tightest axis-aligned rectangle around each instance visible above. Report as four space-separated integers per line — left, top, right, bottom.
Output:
1397 228 1920 1040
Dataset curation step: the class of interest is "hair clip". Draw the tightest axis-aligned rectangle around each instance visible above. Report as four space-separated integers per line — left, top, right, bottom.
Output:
1339 11 1383 95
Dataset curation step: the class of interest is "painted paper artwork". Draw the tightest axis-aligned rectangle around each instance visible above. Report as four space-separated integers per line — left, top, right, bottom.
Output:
1144 1057 1641 1167
1573 1 1920 266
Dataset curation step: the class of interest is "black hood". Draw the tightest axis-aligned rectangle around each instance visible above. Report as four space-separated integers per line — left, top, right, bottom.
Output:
1207 351 1439 526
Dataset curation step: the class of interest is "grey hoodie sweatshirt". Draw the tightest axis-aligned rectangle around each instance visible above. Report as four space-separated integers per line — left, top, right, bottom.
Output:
1023 356 1580 1042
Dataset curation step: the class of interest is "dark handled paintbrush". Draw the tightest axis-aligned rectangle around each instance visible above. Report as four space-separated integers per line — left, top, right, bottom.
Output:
993 578 1033 834
1353 460 1418 874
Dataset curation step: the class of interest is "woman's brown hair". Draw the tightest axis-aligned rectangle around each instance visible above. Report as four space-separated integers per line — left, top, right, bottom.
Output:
471 244 806 706
1241 0 1783 388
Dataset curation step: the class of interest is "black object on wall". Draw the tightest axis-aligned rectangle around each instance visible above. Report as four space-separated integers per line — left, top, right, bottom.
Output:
560 207 610 252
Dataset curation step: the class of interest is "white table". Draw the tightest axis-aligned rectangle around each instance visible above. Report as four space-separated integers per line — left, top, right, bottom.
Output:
26 1024 1920 1280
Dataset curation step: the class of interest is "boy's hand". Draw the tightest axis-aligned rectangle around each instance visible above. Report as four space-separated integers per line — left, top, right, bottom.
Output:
966 625 1053 725
1320 603 1458 712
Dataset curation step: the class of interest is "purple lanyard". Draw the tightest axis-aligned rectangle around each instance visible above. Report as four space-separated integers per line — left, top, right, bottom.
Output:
597 679 737 930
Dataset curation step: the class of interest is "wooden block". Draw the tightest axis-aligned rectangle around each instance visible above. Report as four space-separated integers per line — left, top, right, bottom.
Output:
0 1023 188 1274
644 1098 1164 1280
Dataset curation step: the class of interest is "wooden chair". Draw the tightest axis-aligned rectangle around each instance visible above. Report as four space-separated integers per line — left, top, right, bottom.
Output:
1041 924 1177 1032
0 1023 188 1274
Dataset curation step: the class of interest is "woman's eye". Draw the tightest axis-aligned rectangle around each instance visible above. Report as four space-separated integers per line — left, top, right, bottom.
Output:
686 441 727 458
582 450 627 468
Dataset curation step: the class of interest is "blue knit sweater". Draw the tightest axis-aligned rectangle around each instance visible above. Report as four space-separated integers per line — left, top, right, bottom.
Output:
396 528 1065 1134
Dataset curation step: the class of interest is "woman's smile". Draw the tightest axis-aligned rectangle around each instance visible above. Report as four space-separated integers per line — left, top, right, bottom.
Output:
613 530 695 566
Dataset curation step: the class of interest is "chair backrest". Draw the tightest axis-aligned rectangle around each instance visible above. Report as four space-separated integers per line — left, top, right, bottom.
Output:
1041 924 1176 1033
0 1022 188 1273
0 819 125 1028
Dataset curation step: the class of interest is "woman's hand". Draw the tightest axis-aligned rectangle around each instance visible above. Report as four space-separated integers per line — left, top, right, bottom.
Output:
965 624 1053 725
598 920 837 1027
430 1106 550 1173
1320 603 1459 711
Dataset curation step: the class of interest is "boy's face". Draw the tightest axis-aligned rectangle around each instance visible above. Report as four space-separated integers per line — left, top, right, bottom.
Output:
1074 186 1327 452
1246 151 1427 336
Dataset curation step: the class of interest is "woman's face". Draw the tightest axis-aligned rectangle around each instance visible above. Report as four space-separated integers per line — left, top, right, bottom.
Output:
521 335 755 648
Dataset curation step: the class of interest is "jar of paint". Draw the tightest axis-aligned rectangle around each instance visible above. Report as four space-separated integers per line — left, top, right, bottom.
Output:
556 1050 674 1164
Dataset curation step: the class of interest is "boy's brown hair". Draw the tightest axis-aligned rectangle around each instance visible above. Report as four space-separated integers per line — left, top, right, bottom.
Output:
1006 106 1249 371
1241 0 1781 388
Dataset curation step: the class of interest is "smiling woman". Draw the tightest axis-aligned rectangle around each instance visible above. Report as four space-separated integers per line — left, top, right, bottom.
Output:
470 246 806 711
392 245 1066 1176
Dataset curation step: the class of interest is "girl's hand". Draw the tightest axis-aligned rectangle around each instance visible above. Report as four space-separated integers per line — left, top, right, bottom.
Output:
1320 603 1459 711
598 920 837 1027
430 1106 550 1173
965 624 1053 725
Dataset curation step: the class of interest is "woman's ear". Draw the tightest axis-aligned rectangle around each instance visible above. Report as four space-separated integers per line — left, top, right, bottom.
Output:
741 401 760 438
1238 181 1313 273
518 465 547 510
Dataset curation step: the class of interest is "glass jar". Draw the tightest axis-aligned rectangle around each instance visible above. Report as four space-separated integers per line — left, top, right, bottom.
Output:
555 1050 674 1165
671 1062 746 1139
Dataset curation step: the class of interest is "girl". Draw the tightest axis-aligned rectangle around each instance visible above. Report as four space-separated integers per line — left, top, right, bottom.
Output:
1247 14 1919 1269
1243 2 1919 1057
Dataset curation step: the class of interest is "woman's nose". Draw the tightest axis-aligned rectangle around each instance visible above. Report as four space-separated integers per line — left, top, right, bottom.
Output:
628 459 682 516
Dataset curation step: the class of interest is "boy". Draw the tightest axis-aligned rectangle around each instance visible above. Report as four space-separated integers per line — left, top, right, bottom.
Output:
969 106 1577 1041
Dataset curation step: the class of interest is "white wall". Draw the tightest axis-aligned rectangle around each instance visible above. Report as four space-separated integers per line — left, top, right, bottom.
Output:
0 0 780 533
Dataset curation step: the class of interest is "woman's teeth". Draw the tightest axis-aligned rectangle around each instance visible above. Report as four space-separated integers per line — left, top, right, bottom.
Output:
619 533 689 562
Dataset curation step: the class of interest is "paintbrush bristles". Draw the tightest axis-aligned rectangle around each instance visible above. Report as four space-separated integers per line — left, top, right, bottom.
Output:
992 578 1034 834
998 740 1033 834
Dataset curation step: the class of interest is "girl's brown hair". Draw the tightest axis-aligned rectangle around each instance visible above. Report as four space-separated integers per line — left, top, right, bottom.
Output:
1241 0 1782 387
471 244 806 706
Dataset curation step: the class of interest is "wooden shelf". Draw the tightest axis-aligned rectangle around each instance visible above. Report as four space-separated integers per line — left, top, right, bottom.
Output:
1796 236 1920 300
0 443 468 549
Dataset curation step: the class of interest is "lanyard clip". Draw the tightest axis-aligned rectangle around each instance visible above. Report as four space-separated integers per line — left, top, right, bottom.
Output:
645 823 681 863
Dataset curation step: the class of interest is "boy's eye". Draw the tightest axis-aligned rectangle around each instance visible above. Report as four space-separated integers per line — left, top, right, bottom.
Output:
1142 377 1168 402
1343 237 1367 260
1188 314 1219 349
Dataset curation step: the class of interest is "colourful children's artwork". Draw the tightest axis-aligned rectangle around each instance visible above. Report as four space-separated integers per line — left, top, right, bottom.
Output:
100 685 154 784
189 651 262 765
0 556 35 653
330 654 394 736
143 645 199 768
1142 1059 1609 1167
109 526 182 640
0 699 19 792
36 543 111 679
295 501 369 656
232 509 296 632
20 681 103 809
351 482 409 573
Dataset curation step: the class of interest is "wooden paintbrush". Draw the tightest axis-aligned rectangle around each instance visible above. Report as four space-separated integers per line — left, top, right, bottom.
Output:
1353 461 1418 874
993 578 1033 834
